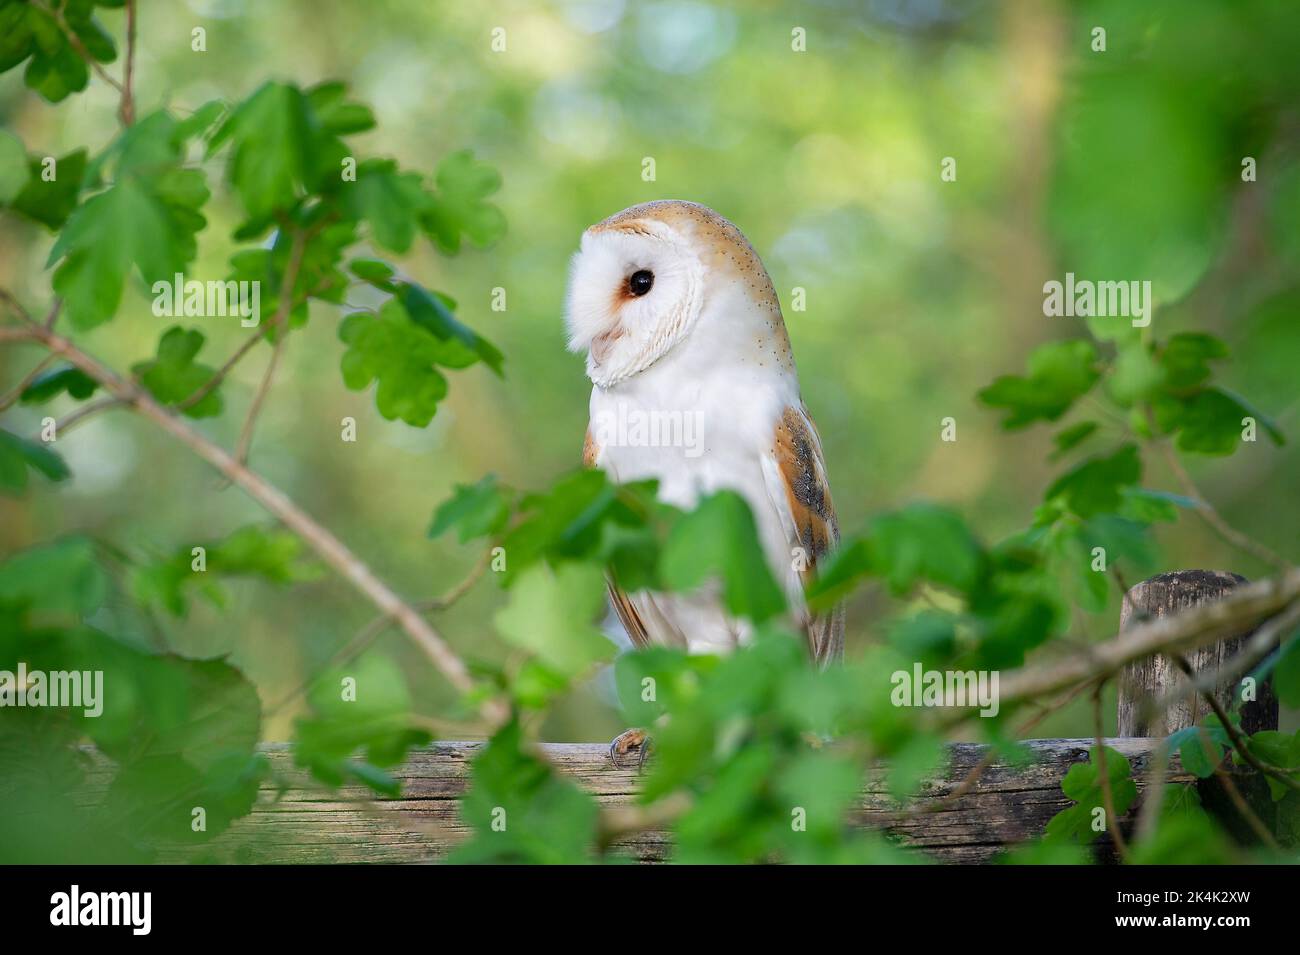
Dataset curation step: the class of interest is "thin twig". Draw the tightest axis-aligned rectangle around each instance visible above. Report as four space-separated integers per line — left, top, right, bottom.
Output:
1143 600 1300 732
43 298 62 330
1157 439 1290 571
173 323 271 410
1132 740 1171 843
174 276 339 413
120 0 136 126
1092 685 1130 860
47 396 126 438
1172 654 1300 794
265 547 494 718
0 289 39 327
921 678 1096 813
39 0 126 96
1213 766 1280 849
231 227 308 467
0 354 57 411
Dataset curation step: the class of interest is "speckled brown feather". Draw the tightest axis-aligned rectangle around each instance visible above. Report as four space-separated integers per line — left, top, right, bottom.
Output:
773 405 844 666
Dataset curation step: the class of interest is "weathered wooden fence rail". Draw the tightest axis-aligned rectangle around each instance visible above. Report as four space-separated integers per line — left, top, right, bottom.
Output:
77 569 1284 863
121 737 1189 864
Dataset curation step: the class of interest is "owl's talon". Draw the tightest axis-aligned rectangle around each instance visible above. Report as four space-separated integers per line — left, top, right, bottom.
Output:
608 728 652 770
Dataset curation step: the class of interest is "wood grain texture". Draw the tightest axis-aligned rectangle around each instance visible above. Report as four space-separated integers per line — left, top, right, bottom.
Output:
1117 570 1279 737
77 738 1191 864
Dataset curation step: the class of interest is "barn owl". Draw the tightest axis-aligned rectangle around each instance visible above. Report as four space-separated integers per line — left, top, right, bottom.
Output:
565 200 844 767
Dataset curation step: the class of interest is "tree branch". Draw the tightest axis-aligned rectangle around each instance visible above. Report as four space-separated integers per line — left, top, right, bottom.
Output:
994 569 1300 708
1143 599 1300 731
16 319 505 726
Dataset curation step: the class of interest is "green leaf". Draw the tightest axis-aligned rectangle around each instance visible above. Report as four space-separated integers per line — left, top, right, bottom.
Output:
131 525 322 617
1050 421 1098 459
208 81 312 223
338 301 450 427
775 749 864 834
978 340 1099 430
1159 333 1228 391
66 10 116 64
342 159 430 253
173 100 227 143
885 733 946 801
78 648 262 775
421 150 506 254
494 563 613 677
0 130 31 203
452 720 598 864
0 428 70 493
1107 342 1165 407
1044 444 1142 518
348 257 397 291
661 490 787 623
0 536 107 616
49 158 209 328
497 470 672 586
19 365 98 404
305 81 376 135
7 149 86 229
1167 722 1225 779
130 327 223 418
1242 730 1300 801
399 282 504 376
1119 487 1193 524
1049 75 1225 306
1044 745 1138 844
1274 635 1300 710
428 474 513 542
868 503 983 596
809 504 983 606
293 654 431 795
99 751 266 845
1128 808 1234 864
1158 387 1284 455
996 841 1091 865
16 6 89 103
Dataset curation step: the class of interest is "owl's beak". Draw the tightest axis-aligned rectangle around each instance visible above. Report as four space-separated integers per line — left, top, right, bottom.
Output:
590 324 625 363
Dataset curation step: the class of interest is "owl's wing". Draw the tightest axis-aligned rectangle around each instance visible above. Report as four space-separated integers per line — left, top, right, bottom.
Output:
585 427 655 649
761 404 845 667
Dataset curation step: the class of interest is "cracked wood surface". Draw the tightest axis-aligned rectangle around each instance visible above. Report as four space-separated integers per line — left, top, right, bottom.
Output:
80 738 1190 864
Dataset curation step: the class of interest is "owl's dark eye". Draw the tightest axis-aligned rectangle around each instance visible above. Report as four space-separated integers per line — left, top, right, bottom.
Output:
628 269 655 297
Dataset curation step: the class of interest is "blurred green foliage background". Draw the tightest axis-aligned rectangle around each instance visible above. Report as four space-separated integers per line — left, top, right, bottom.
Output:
2 0 1297 744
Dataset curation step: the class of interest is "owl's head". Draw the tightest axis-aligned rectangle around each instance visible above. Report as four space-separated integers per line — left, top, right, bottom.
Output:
565 200 785 387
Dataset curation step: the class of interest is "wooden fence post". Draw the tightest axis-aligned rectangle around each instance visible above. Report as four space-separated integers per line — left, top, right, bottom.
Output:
1116 569 1281 848
1117 569 1279 737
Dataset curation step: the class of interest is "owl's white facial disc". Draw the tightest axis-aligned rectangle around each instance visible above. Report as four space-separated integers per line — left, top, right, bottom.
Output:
565 220 706 388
